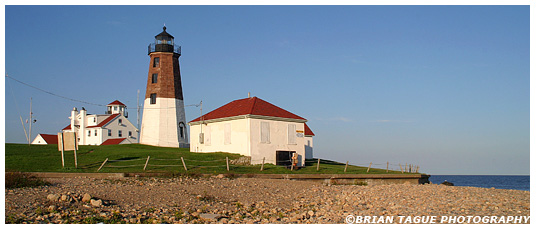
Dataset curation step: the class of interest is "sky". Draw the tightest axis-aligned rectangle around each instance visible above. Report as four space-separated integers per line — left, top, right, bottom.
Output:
3 4 531 175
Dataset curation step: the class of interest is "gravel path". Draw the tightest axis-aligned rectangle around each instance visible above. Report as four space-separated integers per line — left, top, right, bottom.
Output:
5 176 530 224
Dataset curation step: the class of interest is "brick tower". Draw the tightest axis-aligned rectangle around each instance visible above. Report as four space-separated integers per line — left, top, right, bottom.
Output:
140 26 188 148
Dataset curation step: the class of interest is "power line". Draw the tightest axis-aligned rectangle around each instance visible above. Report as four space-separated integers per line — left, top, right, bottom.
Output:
5 74 106 107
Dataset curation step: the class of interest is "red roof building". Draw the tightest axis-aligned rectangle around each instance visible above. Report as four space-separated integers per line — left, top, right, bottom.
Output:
59 100 138 146
31 134 59 145
189 96 315 165
190 97 306 123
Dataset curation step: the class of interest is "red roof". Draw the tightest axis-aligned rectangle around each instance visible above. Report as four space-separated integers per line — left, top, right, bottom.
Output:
37 134 59 144
108 100 125 106
63 114 120 130
101 138 127 145
190 97 306 123
304 123 315 136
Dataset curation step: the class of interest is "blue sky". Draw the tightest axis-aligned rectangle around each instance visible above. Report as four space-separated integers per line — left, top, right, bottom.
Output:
3 5 530 175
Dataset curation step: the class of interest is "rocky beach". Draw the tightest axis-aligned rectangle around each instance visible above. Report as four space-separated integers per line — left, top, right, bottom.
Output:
5 176 530 224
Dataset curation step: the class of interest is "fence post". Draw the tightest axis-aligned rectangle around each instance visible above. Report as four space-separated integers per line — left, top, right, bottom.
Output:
181 157 188 171
367 162 372 173
143 156 150 171
416 165 420 173
344 161 349 173
386 161 389 173
316 158 320 171
405 163 408 173
97 158 109 172
399 163 404 173
260 157 265 171
226 157 229 171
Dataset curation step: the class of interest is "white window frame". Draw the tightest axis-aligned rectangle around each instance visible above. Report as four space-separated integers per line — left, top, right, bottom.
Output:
224 123 231 145
261 121 270 144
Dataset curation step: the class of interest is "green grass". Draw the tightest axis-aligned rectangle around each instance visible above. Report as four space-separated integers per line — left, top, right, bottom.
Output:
5 143 417 174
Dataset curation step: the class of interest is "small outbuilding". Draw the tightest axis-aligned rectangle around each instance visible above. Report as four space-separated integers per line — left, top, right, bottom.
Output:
188 96 314 166
31 134 59 145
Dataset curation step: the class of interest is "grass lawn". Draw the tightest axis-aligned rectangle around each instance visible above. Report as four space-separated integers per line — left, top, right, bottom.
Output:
5 143 416 175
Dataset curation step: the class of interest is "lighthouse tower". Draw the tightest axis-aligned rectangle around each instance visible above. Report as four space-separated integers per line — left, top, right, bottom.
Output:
140 26 188 148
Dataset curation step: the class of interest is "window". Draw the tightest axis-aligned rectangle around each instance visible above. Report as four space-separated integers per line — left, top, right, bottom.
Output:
260 122 270 143
95 130 97 136
88 130 91 137
108 129 112 137
118 130 122 137
205 126 211 146
288 124 296 144
150 93 157 104
153 57 160 67
224 123 231 144
128 131 132 137
151 73 158 83
179 122 185 139
118 119 122 125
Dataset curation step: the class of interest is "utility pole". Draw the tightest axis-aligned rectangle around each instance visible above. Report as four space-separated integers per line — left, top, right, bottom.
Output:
28 97 33 146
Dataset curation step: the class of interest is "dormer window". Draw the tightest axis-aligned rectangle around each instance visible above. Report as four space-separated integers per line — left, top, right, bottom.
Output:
118 119 122 125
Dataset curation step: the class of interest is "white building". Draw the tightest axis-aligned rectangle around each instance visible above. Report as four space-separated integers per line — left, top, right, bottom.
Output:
188 97 315 166
62 100 138 146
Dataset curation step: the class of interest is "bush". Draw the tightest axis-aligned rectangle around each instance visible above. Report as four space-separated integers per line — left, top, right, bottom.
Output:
5 172 50 189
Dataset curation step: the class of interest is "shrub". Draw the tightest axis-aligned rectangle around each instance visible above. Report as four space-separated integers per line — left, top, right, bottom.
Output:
5 172 50 189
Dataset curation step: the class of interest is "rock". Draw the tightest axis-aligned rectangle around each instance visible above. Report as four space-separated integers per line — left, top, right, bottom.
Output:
47 194 60 201
90 199 103 207
60 195 69 201
47 205 57 211
82 193 92 202
199 213 221 220
441 181 454 186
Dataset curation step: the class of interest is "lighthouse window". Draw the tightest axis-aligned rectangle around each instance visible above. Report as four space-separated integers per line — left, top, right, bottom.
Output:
150 93 157 104
152 73 158 83
153 57 160 67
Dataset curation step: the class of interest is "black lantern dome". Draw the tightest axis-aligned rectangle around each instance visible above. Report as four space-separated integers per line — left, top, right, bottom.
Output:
148 26 181 55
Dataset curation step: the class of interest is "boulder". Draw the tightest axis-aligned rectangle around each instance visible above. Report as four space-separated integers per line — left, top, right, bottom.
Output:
82 193 92 202
199 213 221 221
441 181 454 186
90 199 103 207
47 194 60 201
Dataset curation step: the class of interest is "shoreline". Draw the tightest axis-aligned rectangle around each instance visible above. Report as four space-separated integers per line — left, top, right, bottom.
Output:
5 176 530 224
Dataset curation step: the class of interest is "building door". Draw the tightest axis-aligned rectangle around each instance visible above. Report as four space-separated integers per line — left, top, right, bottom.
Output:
276 151 295 166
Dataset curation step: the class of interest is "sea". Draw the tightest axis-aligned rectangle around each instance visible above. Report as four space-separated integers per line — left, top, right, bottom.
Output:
428 175 530 191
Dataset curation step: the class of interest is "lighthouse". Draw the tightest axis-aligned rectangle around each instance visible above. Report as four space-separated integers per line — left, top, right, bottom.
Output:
140 26 189 148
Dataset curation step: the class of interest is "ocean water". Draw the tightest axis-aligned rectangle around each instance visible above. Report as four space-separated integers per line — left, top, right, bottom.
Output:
429 175 530 191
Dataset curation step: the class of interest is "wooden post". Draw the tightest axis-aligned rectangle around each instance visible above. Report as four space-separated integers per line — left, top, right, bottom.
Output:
291 163 294 171
181 157 188 171
409 164 413 173
399 163 404 173
143 156 150 171
73 132 78 168
260 157 265 171
386 161 389 173
59 133 65 168
367 162 372 173
416 165 420 173
226 157 229 171
316 158 320 171
97 158 109 172
344 161 349 173
405 163 408 173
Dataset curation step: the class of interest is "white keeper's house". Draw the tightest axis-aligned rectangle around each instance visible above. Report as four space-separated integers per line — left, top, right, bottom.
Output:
61 100 138 146
188 96 315 166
